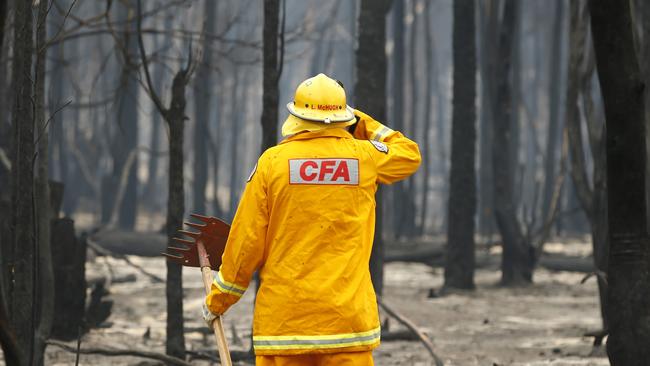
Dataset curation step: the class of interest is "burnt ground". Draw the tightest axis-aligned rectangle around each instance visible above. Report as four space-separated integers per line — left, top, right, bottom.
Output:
36 241 607 366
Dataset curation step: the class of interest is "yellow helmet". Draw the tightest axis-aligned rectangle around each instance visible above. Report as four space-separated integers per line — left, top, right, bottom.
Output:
281 73 356 136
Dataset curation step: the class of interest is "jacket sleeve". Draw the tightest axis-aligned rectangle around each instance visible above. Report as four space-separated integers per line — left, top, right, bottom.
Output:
352 109 422 184
205 154 270 315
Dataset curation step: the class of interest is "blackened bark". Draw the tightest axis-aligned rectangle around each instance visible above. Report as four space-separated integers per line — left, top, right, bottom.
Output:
50 218 86 341
0 0 8 195
566 0 609 330
136 0 193 358
590 0 650 363
34 0 54 363
543 1 565 219
9 0 35 362
0 293 19 366
165 78 187 358
477 0 499 239
261 0 280 152
492 0 534 286
228 72 241 219
355 0 393 296
444 0 477 290
112 1 139 230
419 1 434 235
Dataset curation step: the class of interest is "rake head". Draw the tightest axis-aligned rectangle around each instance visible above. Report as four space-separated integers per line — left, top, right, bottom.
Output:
164 213 230 271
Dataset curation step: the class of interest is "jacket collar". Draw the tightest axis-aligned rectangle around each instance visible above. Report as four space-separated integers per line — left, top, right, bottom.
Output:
280 128 353 144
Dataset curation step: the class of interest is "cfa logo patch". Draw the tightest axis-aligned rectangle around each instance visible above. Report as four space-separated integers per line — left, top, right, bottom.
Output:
289 159 359 185
370 140 388 154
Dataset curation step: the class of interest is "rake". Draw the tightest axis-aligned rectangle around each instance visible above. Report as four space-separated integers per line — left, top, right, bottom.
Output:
164 213 232 366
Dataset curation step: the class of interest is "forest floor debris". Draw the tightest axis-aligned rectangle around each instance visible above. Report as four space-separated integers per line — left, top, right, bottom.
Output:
33 241 608 366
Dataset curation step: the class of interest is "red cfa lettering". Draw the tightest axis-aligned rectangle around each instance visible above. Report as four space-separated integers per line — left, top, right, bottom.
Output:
331 161 350 182
289 159 359 185
300 161 318 181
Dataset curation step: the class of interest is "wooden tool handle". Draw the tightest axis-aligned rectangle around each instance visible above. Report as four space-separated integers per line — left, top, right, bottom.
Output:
198 242 232 366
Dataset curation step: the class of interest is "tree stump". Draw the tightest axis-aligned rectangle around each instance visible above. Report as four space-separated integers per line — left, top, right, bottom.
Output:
51 218 86 340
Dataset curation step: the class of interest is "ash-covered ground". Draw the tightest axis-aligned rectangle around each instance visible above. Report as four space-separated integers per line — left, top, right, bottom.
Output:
41 242 607 366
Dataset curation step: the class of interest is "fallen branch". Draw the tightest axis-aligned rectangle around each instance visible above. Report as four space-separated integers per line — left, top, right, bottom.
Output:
87 237 164 283
378 299 444 366
47 340 192 366
381 329 419 341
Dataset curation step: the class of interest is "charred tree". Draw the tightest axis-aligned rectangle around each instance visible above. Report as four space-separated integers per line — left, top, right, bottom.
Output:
477 0 499 240
590 0 650 363
109 1 140 230
444 0 477 290
34 0 55 364
50 218 86 341
390 0 406 238
261 0 282 152
9 0 35 362
0 293 19 366
418 1 435 235
355 0 393 296
564 0 609 332
0 0 9 194
542 1 565 220
192 0 217 215
492 0 534 285
137 0 196 358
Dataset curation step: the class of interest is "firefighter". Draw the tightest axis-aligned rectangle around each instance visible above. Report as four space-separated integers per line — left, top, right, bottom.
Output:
203 73 421 365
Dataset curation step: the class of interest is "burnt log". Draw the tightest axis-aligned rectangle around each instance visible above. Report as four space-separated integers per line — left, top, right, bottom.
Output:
51 218 87 340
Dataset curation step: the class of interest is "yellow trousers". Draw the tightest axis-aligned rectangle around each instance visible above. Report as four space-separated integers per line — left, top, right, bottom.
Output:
256 351 374 366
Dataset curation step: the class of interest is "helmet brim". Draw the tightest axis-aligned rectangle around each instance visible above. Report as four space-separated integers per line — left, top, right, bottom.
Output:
286 102 356 123
281 113 357 137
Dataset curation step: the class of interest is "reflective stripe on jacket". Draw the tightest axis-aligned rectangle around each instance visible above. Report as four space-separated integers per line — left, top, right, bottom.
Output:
206 110 421 355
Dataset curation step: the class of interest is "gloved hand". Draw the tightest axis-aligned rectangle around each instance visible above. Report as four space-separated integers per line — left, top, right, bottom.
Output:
351 109 373 140
202 302 218 328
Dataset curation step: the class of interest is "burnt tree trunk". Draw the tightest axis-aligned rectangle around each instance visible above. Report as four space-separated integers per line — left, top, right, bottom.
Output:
355 0 393 296
51 218 86 341
0 0 9 195
261 0 280 152
590 0 650 363
136 0 194 358
110 1 140 230
165 71 187 358
34 0 54 364
492 0 534 286
390 0 405 239
543 1 565 220
192 0 217 214
9 0 35 362
444 0 477 290
565 0 609 331
418 1 434 235
477 0 499 240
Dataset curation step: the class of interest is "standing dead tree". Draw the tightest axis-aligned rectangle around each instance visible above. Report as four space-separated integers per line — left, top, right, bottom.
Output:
444 0 477 291
34 0 55 364
355 0 393 295
136 0 197 359
9 0 36 363
261 0 284 152
492 0 535 285
564 0 609 340
590 0 650 363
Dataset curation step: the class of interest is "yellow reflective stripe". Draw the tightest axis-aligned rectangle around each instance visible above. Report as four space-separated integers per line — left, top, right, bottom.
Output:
373 126 392 141
213 272 246 297
253 327 381 350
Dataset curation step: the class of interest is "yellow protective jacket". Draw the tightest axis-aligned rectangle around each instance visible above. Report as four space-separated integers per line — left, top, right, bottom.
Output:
205 110 421 355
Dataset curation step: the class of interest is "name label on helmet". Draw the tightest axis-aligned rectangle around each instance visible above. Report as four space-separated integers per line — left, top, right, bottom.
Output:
313 104 342 111
289 159 359 185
